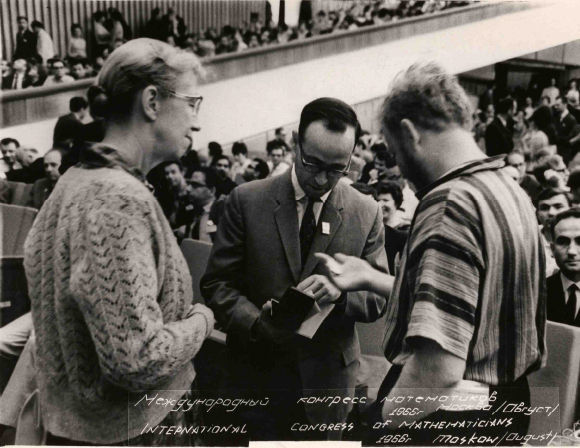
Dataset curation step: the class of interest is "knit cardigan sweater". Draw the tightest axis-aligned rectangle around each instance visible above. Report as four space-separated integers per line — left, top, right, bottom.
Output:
24 166 215 444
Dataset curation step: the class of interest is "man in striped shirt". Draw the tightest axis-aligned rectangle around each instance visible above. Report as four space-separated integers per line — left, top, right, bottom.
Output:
368 62 547 445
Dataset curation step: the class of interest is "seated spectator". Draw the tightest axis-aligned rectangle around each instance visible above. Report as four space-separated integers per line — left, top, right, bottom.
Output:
534 154 569 190
68 24 87 59
376 181 408 274
567 89 580 123
183 34 199 54
31 21 55 64
0 138 20 179
166 34 177 47
70 58 89 80
547 208 580 326
196 147 210 167
4 59 27 90
8 146 43 184
53 96 88 150
536 187 571 275
157 160 194 232
524 96 535 121
179 166 223 243
109 8 132 48
145 7 162 40
267 141 290 177
231 141 251 184
506 151 541 201
267 127 291 153
94 46 110 71
24 58 45 87
43 58 74 86
30 148 62 209
241 157 270 182
213 155 237 199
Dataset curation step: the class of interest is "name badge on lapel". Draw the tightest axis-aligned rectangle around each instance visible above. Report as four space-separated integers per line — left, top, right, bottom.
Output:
322 222 330 235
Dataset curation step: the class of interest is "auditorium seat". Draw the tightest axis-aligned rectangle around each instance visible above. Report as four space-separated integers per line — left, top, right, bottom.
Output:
0 204 38 257
0 181 34 208
527 321 580 435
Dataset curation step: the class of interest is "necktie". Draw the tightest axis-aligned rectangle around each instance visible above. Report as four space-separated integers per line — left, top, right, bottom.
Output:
566 284 578 326
300 197 317 268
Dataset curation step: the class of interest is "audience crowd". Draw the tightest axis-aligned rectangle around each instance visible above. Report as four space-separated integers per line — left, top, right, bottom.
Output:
1 1 468 91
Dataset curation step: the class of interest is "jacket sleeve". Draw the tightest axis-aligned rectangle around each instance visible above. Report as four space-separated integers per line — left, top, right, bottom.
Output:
201 187 260 345
339 201 389 323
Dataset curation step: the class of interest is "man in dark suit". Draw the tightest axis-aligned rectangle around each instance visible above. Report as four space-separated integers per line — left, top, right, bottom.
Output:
29 149 62 209
554 95 578 164
53 97 88 150
484 97 515 157
547 208 580 326
201 98 389 443
13 16 37 61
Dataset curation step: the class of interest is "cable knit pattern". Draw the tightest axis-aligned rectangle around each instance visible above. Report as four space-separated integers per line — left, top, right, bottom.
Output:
23 166 214 443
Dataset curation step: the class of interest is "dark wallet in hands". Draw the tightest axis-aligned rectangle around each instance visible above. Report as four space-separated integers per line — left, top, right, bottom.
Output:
271 287 315 330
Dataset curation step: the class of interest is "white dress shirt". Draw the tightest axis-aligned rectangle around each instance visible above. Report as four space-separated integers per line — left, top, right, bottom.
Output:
291 165 331 229
560 273 580 318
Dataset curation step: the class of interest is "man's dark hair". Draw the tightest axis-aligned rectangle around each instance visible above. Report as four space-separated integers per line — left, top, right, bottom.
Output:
298 97 361 148
17 16 28 23
93 11 105 21
70 96 88 113
267 140 286 155
208 141 223 159
374 147 397 168
232 141 248 156
71 23 82 34
496 97 515 115
376 181 404 208
0 138 20 148
351 182 377 200
30 21 44 29
253 157 270 179
557 95 568 105
569 170 580 191
160 160 183 172
71 57 88 67
275 127 284 135
535 187 571 209
549 207 580 241
191 166 218 189
50 58 64 66
214 155 231 168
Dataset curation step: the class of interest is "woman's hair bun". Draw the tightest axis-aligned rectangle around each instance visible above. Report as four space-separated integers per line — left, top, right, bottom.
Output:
86 85 110 119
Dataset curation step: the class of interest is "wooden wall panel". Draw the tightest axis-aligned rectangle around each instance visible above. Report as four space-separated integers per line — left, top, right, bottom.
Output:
1 0 265 61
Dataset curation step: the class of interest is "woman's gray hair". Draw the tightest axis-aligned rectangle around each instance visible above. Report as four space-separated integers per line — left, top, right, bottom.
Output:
380 62 473 137
96 38 205 119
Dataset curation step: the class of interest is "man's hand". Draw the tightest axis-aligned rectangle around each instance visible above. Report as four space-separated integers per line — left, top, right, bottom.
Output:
315 253 373 292
297 274 342 305
253 300 295 342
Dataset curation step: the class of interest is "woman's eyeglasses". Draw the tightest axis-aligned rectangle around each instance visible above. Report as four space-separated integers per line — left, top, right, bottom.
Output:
162 88 203 114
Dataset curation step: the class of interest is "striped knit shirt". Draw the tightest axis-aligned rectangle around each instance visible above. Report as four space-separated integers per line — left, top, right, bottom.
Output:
382 156 547 385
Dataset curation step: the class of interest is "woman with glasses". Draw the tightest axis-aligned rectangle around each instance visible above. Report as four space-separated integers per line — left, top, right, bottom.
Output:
23 38 213 445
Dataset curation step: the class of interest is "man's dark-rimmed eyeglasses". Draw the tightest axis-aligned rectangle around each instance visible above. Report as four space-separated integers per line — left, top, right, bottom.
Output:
299 142 352 179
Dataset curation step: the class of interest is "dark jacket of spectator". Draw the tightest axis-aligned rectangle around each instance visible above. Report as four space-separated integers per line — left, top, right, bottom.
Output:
14 29 37 61
215 176 237 199
53 113 84 149
546 273 580 327
6 157 44 184
484 116 514 156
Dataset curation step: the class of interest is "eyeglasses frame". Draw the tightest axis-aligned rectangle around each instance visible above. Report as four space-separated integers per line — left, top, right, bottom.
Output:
298 141 353 179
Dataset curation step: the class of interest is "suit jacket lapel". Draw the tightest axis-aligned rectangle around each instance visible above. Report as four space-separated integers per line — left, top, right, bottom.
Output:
274 172 301 284
300 184 344 282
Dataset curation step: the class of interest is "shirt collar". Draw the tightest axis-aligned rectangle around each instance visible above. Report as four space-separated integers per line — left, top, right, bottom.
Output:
561 272 580 293
561 108 569 121
291 164 331 203
415 155 507 201
497 115 507 127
